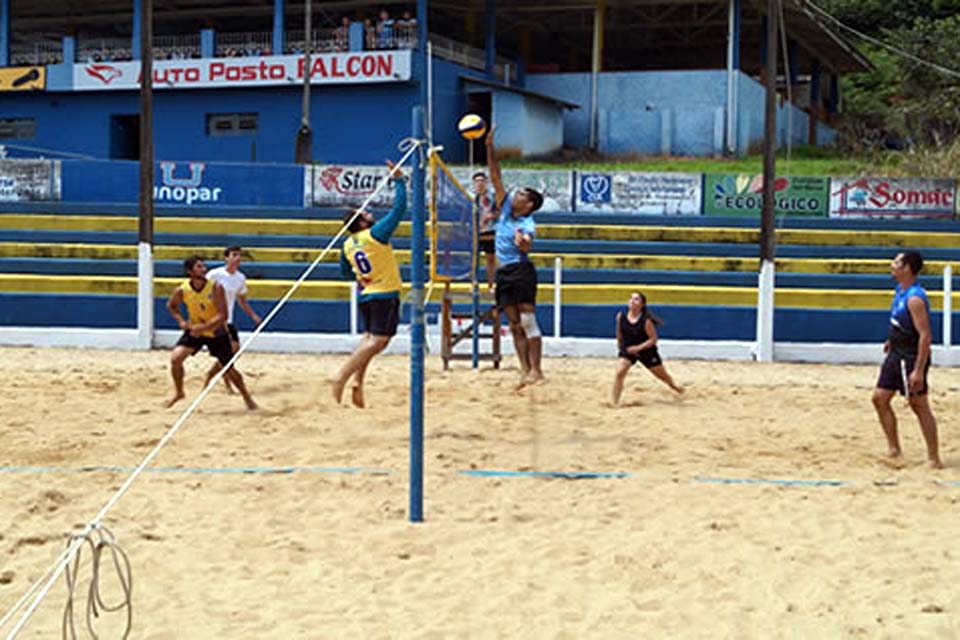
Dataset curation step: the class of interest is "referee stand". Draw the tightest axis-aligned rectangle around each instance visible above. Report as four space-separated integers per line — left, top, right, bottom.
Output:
440 283 501 370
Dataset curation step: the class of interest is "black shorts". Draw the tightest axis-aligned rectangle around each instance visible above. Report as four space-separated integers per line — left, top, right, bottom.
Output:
495 261 537 308
877 351 930 396
478 233 495 255
360 297 400 337
176 330 234 367
620 347 663 369
226 323 239 343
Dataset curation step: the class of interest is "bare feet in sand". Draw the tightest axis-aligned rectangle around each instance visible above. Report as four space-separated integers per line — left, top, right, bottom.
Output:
929 457 944 470
330 378 345 404
351 384 365 408
165 392 185 408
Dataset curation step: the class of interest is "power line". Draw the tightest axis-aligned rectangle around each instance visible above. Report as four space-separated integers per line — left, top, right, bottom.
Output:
802 0 960 80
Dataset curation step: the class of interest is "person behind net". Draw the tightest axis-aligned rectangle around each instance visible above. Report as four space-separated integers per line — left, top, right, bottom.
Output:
473 171 498 291
204 245 262 393
872 251 943 469
485 124 545 388
331 160 407 408
612 291 684 405
166 256 257 410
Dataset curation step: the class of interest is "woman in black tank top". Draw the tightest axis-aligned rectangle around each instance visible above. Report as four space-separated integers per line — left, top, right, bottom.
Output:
612 291 684 405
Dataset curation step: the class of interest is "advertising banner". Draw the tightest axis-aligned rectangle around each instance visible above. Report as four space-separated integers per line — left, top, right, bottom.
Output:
829 177 957 219
0 66 45 91
704 174 830 217
307 165 574 211
575 172 702 215
72 51 411 91
0 160 60 201
61 159 304 207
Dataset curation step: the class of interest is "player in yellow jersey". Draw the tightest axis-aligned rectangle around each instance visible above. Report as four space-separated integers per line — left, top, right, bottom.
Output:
331 160 406 407
166 256 257 410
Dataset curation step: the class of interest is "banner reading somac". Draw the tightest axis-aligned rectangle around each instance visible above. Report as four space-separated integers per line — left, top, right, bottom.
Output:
576 172 701 215
0 160 60 202
705 174 829 217
829 177 957 219
73 51 411 91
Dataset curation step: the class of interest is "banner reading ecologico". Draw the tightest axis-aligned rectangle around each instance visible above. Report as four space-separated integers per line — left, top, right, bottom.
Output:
704 174 830 217
576 172 702 215
829 177 957 219
306 164 574 211
0 159 60 202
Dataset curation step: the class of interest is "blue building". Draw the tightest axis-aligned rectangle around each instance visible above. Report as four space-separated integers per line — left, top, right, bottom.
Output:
0 0 868 165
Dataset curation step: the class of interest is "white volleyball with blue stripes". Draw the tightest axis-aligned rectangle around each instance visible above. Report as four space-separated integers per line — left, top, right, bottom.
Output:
457 113 487 140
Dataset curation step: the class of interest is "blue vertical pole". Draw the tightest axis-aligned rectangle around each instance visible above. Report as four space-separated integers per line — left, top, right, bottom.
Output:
200 29 215 59
62 36 76 64
273 0 285 56
484 0 496 80
0 0 10 68
828 73 840 114
409 0 428 524
132 0 142 60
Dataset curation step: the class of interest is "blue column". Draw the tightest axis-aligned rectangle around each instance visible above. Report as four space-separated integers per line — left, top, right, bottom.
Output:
828 74 840 113
484 0 496 79
409 0 428 525
788 40 799 86
810 60 821 108
201 29 215 58
349 21 364 51
0 0 10 67
273 0 285 56
760 16 767 67
62 36 76 63
132 0 142 59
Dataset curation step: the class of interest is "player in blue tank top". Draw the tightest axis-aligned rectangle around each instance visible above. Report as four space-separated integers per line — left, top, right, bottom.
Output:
872 251 942 469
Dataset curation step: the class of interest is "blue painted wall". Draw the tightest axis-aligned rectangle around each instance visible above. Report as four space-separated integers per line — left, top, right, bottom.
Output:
0 56 497 165
529 70 837 157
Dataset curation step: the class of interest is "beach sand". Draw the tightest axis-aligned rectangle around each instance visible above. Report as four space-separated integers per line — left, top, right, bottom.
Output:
1 346 958 638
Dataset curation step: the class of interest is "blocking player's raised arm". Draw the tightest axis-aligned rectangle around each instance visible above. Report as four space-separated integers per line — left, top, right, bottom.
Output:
484 124 506 208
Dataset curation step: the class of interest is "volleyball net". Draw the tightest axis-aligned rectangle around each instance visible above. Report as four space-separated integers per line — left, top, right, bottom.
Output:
429 152 476 284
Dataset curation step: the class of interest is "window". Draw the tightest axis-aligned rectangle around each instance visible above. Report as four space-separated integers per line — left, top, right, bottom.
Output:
206 112 258 136
0 118 36 140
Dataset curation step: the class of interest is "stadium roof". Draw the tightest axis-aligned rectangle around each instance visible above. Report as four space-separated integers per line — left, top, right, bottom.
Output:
10 0 870 74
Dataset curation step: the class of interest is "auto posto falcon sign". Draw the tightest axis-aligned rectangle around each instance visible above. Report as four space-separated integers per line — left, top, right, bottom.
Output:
72 51 411 91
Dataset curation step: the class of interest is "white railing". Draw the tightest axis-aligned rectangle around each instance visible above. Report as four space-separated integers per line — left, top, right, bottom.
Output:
10 42 63 65
154 34 201 60
76 37 133 63
429 33 517 83
216 31 273 57
284 28 345 54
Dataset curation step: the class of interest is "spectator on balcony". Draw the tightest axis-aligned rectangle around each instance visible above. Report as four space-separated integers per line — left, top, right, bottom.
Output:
377 10 395 49
364 18 377 50
396 10 417 48
334 15 351 52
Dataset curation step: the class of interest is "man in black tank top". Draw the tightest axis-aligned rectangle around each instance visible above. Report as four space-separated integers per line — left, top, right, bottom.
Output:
612 292 683 405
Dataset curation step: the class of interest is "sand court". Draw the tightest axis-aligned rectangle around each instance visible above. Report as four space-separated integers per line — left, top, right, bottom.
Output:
1 346 958 638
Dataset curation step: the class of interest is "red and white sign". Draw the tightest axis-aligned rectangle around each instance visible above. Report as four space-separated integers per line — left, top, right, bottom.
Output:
72 51 411 91
829 177 957 219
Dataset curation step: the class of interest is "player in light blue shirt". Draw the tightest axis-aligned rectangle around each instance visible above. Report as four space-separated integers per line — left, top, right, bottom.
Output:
485 124 545 388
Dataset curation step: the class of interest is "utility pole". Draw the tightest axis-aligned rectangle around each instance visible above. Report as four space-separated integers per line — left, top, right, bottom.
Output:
295 0 313 163
137 0 155 349
756 0 779 362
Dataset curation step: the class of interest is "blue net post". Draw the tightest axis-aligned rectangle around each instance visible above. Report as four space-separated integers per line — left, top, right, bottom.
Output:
409 106 426 523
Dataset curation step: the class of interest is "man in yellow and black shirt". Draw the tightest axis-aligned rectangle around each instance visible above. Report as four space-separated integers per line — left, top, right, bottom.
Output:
332 160 406 407
166 256 257 410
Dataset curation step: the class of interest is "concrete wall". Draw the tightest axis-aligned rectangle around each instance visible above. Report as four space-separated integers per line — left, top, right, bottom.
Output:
529 69 837 157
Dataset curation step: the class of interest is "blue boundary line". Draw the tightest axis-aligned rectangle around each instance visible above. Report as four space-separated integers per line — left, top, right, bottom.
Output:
0 465 394 476
694 476 846 487
459 469 631 479
936 480 960 487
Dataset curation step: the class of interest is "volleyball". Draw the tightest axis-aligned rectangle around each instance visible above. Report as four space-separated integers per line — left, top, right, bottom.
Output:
458 114 487 140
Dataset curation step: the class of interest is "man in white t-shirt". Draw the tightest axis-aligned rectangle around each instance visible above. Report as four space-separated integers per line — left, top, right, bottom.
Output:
205 245 262 391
